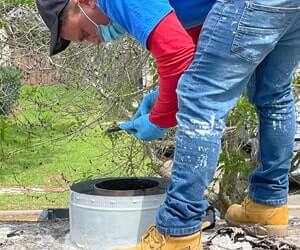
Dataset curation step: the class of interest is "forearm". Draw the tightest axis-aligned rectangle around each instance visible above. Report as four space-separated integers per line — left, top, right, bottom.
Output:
147 12 200 127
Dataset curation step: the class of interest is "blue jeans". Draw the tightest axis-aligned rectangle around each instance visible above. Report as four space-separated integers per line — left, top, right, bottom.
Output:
156 0 300 236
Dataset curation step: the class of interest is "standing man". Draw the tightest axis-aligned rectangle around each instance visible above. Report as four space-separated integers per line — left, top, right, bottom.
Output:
36 0 300 250
36 0 214 249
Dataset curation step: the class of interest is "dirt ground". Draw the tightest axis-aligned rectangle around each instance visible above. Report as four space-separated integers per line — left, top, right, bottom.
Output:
0 218 299 250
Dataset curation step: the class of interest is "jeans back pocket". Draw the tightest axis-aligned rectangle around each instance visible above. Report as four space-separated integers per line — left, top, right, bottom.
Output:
250 0 300 12
231 1 299 63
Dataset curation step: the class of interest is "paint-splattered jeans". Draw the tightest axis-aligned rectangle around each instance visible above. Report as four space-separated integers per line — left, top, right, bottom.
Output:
156 0 300 236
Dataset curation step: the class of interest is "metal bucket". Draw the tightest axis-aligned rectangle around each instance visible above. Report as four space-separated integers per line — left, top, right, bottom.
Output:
69 177 168 250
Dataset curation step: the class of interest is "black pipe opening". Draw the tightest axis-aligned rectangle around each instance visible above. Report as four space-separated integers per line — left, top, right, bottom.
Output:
94 178 162 196
71 177 169 196
95 178 158 191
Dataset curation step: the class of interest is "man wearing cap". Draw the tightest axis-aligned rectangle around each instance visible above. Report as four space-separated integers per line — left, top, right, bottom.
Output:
36 0 214 249
36 0 300 249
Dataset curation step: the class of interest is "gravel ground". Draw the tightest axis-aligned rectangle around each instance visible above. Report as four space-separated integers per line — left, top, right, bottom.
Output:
0 218 299 250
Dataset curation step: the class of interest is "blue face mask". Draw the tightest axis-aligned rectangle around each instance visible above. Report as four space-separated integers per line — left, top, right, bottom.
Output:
79 5 125 42
98 21 126 42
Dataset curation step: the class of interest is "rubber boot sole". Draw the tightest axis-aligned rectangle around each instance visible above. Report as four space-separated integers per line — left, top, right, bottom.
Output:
225 214 288 237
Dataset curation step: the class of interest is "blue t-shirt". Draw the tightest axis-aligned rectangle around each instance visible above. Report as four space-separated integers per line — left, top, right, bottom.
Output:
96 0 216 48
169 0 215 28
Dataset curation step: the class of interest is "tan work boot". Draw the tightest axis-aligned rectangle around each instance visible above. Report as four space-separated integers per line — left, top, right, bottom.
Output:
113 225 202 250
225 197 288 237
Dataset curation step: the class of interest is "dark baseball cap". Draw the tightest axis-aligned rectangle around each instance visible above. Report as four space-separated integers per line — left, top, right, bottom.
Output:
36 0 71 56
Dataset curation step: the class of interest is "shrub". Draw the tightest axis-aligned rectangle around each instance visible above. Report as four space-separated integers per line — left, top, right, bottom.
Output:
0 66 22 115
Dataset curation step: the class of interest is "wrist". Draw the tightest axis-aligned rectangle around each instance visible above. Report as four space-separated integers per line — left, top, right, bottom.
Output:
149 111 177 128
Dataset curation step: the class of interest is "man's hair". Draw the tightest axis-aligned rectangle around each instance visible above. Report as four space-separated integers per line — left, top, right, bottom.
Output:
59 0 80 24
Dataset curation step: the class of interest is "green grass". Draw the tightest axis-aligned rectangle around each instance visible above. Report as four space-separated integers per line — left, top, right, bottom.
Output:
0 127 122 186
0 192 69 210
0 84 150 209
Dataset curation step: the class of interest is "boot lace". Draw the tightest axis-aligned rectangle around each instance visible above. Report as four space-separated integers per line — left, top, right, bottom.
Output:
141 225 166 250
241 197 251 208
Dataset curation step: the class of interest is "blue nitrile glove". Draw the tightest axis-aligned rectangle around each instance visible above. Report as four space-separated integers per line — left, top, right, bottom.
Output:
133 88 159 119
120 114 167 141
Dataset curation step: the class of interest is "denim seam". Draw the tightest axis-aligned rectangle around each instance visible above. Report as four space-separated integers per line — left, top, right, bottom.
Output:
193 1 227 70
205 2 227 55
248 192 288 206
248 183 287 205
157 223 201 236
248 1 300 13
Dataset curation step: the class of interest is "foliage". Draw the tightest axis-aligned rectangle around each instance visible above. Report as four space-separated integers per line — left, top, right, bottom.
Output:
0 0 34 8
0 84 154 209
0 66 22 115
216 147 252 216
294 72 300 85
227 95 257 131
0 85 151 187
0 2 155 175
219 150 251 187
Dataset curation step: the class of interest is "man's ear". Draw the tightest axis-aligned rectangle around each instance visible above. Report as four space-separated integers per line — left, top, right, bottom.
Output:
77 0 97 8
